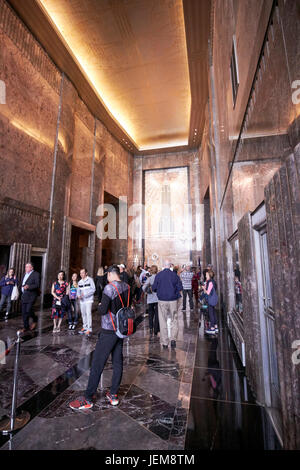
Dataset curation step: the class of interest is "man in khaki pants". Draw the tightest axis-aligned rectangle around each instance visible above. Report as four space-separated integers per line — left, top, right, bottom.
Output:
152 261 183 349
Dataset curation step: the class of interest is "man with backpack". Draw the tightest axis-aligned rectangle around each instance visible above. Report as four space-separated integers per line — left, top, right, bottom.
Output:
69 265 132 410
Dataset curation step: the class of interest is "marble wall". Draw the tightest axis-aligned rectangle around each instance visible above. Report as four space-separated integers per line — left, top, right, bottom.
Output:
207 0 298 295
237 212 263 403
200 0 300 448
264 149 300 450
130 150 202 267
0 0 133 292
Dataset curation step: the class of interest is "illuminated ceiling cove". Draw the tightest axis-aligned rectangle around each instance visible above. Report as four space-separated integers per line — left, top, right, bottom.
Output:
38 0 191 151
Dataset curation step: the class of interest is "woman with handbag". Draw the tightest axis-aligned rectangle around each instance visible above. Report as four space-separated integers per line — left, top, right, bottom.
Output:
0 268 18 318
142 265 160 336
203 269 218 334
51 271 68 333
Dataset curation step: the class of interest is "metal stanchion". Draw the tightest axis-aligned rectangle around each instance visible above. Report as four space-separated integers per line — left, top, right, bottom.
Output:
0 330 30 435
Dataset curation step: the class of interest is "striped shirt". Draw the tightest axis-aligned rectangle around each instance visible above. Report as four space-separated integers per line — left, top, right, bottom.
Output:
77 276 95 303
180 271 194 290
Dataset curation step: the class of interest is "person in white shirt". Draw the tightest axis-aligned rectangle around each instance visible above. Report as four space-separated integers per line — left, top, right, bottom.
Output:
77 268 95 337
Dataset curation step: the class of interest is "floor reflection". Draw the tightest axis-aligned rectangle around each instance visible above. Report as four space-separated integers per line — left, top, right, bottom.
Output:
0 303 282 450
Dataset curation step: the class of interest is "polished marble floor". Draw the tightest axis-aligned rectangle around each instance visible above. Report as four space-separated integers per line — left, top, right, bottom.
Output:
0 301 281 450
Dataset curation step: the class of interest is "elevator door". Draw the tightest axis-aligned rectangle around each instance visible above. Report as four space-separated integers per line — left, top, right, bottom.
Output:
259 229 281 421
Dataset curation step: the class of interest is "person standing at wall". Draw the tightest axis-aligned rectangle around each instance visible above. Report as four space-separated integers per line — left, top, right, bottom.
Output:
180 263 194 311
20 262 40 332
67 273 79 330
119 264 129 284
51 271 68 333
203 269 218 334
202 264 212 283
152 260 182 349
142 265 160 336
0 267 18 319
95 267 107 304
77 268 96 337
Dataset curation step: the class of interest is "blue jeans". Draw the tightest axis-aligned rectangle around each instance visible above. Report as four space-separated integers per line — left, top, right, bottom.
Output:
183 289 194 310
208 304 217 326
67 299 79 325
85 332 123 399
0 294 12 314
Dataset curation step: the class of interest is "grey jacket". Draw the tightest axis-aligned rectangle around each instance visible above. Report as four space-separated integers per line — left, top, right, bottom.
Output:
142 274 158 304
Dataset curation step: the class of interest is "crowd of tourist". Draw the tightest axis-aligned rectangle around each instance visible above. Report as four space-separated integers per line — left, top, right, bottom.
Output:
0 260 219 409
0 261 219 335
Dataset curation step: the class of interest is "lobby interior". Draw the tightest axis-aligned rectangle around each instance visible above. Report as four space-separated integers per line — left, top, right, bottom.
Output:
0 0 299 451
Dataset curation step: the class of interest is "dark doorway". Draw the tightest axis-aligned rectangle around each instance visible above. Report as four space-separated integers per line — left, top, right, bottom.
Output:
69 226 90 278
203 188 211 266
0 245 10 279
31 256 43 277
101 192 128 267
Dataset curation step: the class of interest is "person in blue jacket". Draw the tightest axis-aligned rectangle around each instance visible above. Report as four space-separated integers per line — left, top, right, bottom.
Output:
0 267 18 318
152 260 183 349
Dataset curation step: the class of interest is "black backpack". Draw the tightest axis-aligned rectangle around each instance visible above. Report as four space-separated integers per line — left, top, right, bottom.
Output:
109 283 136 338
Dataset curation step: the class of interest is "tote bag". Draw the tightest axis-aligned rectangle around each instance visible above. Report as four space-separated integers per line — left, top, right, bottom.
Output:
11 285 19 301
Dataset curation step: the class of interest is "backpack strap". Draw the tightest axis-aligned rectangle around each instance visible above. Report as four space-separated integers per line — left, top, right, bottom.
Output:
109 283 131 331
111 283 130 307
109 310 116 331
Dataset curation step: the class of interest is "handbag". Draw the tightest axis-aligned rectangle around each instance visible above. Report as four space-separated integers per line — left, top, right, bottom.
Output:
61 295 71 311
145 283 153 294
11 284 19 301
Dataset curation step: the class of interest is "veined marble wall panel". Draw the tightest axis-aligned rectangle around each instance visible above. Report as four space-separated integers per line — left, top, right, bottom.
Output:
265 152 300 449
144 167 191 268
131 150 202 266
232 161 282 228
69 112 94 224
0 33 59 212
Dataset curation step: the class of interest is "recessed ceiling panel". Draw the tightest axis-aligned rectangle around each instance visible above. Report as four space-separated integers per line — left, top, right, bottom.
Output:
38 0 191 150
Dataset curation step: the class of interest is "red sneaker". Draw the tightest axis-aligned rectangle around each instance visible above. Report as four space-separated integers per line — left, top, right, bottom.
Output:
105 392 119 406
69 397 93 410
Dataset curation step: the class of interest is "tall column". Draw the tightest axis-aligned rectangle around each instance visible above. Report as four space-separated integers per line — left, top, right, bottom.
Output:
130 157 144 265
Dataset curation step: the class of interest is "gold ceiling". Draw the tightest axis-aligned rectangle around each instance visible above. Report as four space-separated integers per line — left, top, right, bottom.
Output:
37 0 191 151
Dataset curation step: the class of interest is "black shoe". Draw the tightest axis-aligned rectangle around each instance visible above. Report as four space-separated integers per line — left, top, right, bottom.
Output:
171 340 176 349
163 344 168 349
20 328 30 334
